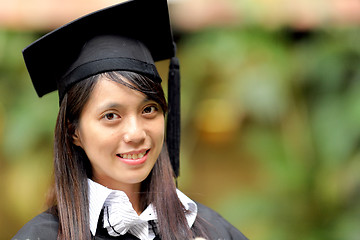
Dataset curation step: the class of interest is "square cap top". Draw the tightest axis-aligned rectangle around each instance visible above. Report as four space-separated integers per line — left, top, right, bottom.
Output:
23 0 175 99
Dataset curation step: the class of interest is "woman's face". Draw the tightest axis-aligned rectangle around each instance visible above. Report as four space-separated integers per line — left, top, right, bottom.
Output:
73 76 165 190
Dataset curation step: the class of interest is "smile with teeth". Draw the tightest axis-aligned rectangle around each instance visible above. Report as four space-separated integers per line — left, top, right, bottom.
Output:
118 150 149 160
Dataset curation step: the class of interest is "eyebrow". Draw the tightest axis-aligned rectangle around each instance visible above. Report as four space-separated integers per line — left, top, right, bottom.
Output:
96 102 124 113
97 98 155 112
100 103 122 110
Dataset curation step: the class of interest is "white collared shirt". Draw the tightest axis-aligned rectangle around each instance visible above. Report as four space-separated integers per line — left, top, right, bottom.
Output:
88 179 197 240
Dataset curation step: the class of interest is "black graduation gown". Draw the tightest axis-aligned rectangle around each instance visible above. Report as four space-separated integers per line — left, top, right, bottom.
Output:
12 203 248 240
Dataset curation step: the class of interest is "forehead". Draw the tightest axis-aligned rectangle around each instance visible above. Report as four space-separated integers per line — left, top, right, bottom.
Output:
84 76 147 111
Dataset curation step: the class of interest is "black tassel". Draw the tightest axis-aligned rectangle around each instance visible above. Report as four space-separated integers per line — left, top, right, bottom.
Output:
166 56 180 178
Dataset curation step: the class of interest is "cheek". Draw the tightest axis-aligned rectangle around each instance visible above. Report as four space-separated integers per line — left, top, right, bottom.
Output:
77 123 110 150
146 118 165 148
154 119 165 142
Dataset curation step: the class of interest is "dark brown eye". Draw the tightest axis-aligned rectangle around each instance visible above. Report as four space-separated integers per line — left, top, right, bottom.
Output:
104 113 119 120
143 106 157 114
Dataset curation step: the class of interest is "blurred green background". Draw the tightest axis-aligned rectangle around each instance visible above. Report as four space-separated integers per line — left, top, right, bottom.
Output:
1 1 360 239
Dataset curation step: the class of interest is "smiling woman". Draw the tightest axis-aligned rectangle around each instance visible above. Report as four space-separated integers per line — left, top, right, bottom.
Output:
71 74 165 199
11 0 248 240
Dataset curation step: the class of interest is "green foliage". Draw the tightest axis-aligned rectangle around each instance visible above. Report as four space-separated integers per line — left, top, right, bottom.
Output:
0 30 56 237
0 30 58 159
178 27 360 240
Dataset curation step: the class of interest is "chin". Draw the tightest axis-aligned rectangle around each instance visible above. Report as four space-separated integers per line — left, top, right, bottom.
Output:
125 172 152 185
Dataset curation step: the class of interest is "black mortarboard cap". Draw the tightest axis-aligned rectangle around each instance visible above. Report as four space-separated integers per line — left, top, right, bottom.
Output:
22 0 181 177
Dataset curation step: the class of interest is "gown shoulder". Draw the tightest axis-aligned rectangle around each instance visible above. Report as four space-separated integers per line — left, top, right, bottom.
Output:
12 204 248 240
12 211 59 240
196 202 249 240
11 211 152 240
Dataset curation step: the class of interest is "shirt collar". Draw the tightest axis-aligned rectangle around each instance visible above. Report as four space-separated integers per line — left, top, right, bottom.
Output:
88 179 113 235
87 179 198 236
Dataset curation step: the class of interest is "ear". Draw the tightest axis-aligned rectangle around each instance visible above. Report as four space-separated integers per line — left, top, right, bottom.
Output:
72 128 83 147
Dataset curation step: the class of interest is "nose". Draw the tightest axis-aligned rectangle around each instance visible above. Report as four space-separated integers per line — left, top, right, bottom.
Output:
122 116 146 144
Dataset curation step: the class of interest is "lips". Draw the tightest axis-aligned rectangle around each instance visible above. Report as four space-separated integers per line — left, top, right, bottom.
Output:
117 149 150 160
116 149 150 166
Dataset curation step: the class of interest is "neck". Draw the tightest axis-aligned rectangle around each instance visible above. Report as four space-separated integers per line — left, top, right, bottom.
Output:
92 177 142 215
122 184 142 215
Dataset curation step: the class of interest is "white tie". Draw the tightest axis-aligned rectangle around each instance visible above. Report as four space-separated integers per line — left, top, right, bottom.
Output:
103 191 154 240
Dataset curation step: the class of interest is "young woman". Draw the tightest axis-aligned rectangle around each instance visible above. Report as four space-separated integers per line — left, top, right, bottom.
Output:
12 1 248 239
